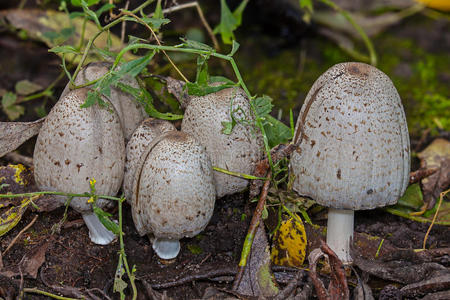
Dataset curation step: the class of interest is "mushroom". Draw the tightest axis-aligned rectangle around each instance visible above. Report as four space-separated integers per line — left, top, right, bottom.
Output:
61 61 147 140
131 131 215 259
289 62 410 263
34 88 125 245
123 118 176 203
181 86 263 198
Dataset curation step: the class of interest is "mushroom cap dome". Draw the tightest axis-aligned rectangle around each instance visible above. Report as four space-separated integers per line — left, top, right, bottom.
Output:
181 86 263 198
123 118 176 203
290 62 410 210
131 131 216 239
34 88 125 212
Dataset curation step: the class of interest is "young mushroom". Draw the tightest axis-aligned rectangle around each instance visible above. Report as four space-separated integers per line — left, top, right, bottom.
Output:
34 88 125 245
131 131 216 259
289 62 410 263
181 86 263 198
61 61 147 140
123 118 176 203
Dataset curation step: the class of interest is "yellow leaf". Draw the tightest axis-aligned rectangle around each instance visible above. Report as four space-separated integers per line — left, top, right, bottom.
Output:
416 0 450 11
0 197 31 237
271 216 307 267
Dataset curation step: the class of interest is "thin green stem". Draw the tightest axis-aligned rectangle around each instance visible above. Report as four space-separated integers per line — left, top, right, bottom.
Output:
213 166 268 180
23 288 81 300
18 72 66 103
118 197 137 300
319 0 377 66
0 191 121 202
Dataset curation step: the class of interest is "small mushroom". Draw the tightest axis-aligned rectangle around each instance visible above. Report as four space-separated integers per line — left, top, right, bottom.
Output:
131 131 216 259
181 86 263 198
34 88 125 245
61 61 147 140
123 118 176 203
290 62 410 263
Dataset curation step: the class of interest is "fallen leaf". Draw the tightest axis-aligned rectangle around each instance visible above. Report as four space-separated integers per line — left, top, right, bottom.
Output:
400 271 450 298
0 119 44 158
15 80 43 96
234 223 279 297
308 241 350 300
20 240 49 279
0 9 137 64
271 216 307 268
0 197 32 237
418 138 450 209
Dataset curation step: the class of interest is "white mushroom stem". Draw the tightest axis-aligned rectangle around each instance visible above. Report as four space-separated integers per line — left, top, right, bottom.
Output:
82 212 116 245
326 208 354 264
152 237 181 260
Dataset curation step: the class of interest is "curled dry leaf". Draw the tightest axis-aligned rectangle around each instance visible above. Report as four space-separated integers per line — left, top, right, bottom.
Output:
417 138 450 209
0 119 44 158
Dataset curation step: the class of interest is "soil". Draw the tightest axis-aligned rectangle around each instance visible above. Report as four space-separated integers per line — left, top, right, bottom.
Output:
0 1 449 299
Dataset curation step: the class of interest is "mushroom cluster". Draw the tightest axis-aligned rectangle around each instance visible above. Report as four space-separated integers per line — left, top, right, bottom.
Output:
290 62 410 263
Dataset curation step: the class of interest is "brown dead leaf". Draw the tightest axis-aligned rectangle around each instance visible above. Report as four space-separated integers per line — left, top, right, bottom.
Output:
20 240 49 279
417 138 450 209
0 119 44 158
234 223 279 298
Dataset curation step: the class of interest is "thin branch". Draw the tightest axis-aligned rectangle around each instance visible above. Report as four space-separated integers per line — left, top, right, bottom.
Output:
3 214 39 255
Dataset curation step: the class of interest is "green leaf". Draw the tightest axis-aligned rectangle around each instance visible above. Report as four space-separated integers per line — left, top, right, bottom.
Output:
214 0 238 44
95 3 115 17
299 0 314 23
180 37 214 52
15 80 43 96
49 45 79 54
396 183 424 211
228 40 240 56
263 115 292 148
252 95 273 117
117 52 155 77
233 0 249 26
116 82 183 120
80 90 107 108
2 92 25 120
195 56 209 85
71 0 100 7
154 0 164 19
141 17 171 30
221 120 235 135
80 0 102 29
185 81 234 97
93 206 120 235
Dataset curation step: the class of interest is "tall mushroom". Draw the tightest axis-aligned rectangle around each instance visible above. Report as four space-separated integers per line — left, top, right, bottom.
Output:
34 88 125 245
290 62 410 263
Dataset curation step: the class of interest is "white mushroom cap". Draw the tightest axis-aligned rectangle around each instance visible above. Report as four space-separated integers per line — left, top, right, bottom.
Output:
123 118 176 203
131 131 216 258
34 88 125 245
61 62 147 140
290 62 410 210
181 86 263 198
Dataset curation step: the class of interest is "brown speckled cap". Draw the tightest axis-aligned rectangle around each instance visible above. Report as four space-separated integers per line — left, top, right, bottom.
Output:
290 62 410 210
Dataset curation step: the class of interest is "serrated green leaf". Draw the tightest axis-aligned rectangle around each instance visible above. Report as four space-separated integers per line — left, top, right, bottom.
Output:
252 95 273 117
15 80 43 96
141 17 171 30
80 90 107 108
49 45 79 54
80 0 102 29
180 37 214 52
117 52 155 77
93 206 119 235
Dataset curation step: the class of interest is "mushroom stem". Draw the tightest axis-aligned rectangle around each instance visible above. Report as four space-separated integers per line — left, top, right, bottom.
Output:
326 208 354 264
152 237 181 260
82 212 116 245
